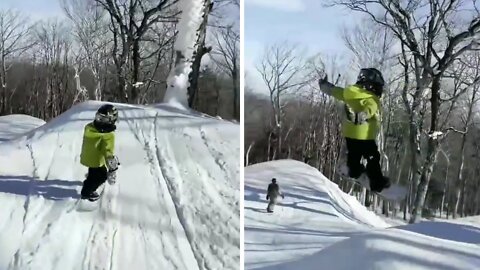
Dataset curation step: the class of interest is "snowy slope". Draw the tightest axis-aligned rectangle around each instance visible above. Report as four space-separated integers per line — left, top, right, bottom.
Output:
0 101 239 270
244 160 480 270
0 114 45 141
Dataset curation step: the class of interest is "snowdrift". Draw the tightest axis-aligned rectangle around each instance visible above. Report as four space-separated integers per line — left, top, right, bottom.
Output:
0 114 45 141
244 160 389 269
0 101 239 270
244 160 480 270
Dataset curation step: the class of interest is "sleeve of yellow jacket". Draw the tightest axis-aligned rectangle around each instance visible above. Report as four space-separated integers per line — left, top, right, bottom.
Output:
322 84 379 119
331 87 345 101
99 132 115 158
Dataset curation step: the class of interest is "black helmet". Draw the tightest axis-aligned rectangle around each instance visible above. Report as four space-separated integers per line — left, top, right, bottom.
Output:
356 68 384 96
272 178 276 183
95 104 118 125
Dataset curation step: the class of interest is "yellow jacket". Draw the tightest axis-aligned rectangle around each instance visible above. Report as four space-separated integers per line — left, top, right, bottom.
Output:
330 84 381 140
80 123 115 168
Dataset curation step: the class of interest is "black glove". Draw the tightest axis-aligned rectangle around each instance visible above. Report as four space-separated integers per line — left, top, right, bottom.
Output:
318 75 336 96
106 156 120 172
266 195 269 200
318 74 329 85
282 194 285 199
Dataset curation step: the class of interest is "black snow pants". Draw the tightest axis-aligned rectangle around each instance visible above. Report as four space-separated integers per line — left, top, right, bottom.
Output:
81 166 108 196
345 138 388 191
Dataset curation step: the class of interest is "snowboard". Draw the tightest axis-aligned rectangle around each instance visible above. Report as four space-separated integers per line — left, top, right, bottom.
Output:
77 184 107 212
76 170 116 212
338 173 407 202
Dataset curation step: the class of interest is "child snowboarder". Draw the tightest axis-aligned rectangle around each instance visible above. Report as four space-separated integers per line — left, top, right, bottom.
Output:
318 68 390 192
266 178 284 213
80 104 120 201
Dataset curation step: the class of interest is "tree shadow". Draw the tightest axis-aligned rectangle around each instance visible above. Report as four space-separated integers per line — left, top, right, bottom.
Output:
0 175 82 200
244 185 264 202
245 185 357 221
245 206 267 213
256 230 480 270
245 226 357 238
396 221 480 244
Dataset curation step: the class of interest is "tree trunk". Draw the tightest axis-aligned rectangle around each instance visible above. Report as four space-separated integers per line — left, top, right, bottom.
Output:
409 77 441 223
245 141 255 166
440 164 449 218
94 70 102 101
232 68 239 119
114 60 127 102
131 39 141 103
382 201 389 217
0 53 7 114
188 0 212 107
454 134 468 218
408 115 422 210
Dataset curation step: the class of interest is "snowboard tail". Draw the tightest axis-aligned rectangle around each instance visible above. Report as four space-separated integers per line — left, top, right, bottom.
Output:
77 184 106 212
338 173 407 202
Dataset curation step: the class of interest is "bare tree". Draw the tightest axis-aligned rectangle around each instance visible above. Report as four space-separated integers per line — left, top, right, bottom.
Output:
342 20 395 70
211 25 239 119
449 52 480 218
256 43 315 159
33 20 73 119
0 1 237 121
94 0 178 103
62 0 111 101
0 9 33 114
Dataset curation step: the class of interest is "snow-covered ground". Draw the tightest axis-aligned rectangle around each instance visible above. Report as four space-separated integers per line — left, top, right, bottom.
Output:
0 101 239 270
244 160 480 270
0 114 45 141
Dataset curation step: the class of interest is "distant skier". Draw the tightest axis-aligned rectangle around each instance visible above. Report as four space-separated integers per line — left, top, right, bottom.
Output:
80 104 120 201
318 68 390 192
266 178 284 213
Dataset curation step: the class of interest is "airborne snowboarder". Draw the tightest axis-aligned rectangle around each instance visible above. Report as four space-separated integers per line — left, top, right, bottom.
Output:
79 104 120 201
318 68 391 193
266 178 284 213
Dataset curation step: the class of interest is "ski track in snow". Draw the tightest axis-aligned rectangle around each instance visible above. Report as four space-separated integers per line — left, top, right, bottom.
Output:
127 110 197 269
0 102 239 270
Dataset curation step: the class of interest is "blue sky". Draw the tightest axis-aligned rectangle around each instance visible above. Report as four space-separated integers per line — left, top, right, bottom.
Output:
245 0 363 91
0 0 63 19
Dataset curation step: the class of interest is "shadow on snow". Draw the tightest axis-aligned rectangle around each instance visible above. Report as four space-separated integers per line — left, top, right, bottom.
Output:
0 175 82 200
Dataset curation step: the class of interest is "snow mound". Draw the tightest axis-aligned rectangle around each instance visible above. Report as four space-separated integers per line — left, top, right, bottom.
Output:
244 160 389 269
0 101 239 270
245 160 480 270
0 114 45 141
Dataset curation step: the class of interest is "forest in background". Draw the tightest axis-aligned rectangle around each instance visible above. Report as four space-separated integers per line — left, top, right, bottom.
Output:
0 0 239 121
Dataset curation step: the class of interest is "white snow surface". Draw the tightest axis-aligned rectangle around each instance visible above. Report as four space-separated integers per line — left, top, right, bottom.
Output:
0 101 239 270
244 160 480 270
0 114 45 141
